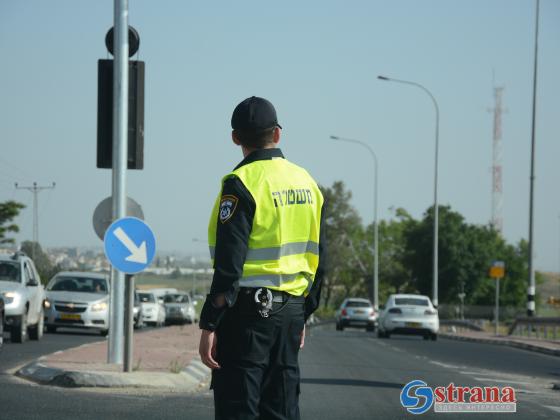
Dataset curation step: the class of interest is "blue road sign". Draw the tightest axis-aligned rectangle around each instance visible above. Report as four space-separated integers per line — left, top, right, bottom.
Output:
104 217 156 274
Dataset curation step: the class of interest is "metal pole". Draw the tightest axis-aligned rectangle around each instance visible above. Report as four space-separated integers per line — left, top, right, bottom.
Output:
495 279 500 336
33 183 38 246
330 136 379 311
14 182 56 259
377 75 440 307
527 0 540 317
124 274 134 372
192 270 196 297
108 0 129 364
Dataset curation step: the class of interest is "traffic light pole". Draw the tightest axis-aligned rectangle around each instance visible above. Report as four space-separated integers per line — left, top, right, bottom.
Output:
108 0 129 365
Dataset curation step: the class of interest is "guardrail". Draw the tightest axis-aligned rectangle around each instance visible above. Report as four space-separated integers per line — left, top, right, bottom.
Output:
439 319 484 332
508 317 560 341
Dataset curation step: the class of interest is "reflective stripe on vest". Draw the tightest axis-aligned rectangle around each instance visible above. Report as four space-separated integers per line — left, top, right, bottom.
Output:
209 240 319 262
208 157 323 296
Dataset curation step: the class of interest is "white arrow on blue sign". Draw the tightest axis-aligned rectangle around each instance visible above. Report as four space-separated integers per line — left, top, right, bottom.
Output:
104 217 156 274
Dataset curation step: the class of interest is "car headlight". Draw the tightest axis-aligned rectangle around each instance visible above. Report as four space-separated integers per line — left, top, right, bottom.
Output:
91 302 108 312
44 299 52 309
3 292 19 305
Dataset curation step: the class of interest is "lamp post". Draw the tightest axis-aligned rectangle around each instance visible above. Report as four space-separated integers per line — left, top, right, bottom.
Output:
330 135 379 311
377 75 440 307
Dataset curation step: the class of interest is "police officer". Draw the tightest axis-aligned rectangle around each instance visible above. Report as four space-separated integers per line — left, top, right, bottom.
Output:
199 96 327 420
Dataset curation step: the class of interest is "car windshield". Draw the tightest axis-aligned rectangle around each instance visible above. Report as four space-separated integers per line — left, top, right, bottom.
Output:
0 261 21 283
164 294 189 303
395 297 429 306
48 276 108 293
139 293 155 303
346 301 371 308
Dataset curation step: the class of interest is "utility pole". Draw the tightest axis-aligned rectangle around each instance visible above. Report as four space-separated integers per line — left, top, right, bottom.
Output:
489 84 505 234
14 182 56 258
527 0 540 317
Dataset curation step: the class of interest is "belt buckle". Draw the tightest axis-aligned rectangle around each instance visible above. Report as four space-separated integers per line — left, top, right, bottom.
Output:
254 288 273 318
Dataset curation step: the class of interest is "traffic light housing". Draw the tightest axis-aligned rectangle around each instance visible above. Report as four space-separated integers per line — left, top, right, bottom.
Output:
97 59 145 169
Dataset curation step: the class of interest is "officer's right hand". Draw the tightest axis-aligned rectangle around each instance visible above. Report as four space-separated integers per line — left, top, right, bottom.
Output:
199 330 220 369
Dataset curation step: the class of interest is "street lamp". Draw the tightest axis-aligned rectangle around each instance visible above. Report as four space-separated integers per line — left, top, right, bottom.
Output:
377 75 440 307
330 135 379 311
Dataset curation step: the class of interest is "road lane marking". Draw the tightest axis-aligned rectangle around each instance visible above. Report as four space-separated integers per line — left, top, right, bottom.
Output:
472 377 532 385
429 361 459 369
544 406 560 414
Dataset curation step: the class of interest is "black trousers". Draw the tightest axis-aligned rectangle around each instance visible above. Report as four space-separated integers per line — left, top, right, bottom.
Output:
212 293 305 420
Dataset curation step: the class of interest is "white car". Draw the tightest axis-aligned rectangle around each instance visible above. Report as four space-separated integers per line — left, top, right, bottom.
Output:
377 294 439 340
139 292 166 326
0 252 46 343
44 272 110 336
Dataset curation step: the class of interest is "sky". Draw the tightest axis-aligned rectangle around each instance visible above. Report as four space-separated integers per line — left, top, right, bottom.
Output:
0 0 559 271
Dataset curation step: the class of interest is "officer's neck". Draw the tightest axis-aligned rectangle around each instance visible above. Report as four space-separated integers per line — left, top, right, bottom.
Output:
241 144 276 158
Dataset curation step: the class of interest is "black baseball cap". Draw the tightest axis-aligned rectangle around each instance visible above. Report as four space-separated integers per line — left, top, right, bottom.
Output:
231 96 282 131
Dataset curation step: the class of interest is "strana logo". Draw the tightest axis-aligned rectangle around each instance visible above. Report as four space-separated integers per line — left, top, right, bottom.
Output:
400 380 434 415
400 380 517 414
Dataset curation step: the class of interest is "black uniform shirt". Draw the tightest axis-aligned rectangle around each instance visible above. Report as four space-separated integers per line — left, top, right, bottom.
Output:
199 148 327 331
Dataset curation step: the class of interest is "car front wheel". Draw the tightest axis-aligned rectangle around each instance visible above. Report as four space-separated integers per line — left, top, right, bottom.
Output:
11 313 27 343
29 308 44 340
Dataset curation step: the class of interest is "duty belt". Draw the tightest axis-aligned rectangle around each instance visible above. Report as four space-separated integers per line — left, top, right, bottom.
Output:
239 287 305 303
239 287 305 317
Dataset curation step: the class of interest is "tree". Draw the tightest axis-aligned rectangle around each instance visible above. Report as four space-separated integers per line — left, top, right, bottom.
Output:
373 207 417 301
319 181 366 308
403 205 528 308
0 201 25 244
21 241 61 284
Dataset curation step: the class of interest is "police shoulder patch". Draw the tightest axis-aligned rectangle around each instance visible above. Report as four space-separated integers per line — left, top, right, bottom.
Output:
219 195 239 224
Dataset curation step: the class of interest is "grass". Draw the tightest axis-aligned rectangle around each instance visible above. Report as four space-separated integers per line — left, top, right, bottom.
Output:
168 358 186 374
133 357 142 372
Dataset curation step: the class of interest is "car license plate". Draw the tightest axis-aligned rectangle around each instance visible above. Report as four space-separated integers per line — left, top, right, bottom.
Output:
354 310 365 314
406 322 422 328
60 313 81 321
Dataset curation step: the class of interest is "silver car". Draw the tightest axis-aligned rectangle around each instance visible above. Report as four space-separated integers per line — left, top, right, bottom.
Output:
44 272 110 336
163 293 196 325
377 294 439 340
335 298 377 332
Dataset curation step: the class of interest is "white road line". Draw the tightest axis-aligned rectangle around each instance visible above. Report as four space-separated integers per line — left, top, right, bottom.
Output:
472 377 532 385
429 361 459 369
459 371 481 375
544 406 560 414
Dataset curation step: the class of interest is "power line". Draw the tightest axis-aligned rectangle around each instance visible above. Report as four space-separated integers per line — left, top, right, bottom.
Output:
14 181 56 258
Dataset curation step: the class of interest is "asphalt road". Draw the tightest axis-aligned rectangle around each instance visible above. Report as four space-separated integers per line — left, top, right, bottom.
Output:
0 326 559 419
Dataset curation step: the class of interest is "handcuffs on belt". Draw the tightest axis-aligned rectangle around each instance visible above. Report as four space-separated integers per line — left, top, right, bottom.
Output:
254 288 274 318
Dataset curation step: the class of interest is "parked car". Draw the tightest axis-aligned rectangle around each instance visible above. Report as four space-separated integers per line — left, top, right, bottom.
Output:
44 272 110 336
335 298 377 332
133 291 144 329
149 288 178 302
0 296 4 349
377 294 439 340
0 252 46 343
138 292 165 326
163 293 196 325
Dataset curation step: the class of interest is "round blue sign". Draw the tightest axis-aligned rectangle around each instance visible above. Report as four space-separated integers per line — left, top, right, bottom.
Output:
103 217 156 274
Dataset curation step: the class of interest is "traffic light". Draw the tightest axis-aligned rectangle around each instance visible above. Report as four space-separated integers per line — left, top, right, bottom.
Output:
97 59 144 169
96 26 144 170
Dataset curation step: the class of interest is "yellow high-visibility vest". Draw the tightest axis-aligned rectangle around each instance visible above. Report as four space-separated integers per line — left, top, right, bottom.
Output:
208 157 323 296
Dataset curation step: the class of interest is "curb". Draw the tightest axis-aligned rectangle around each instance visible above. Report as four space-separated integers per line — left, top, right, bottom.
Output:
439 333 560 358
16 357 211 390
